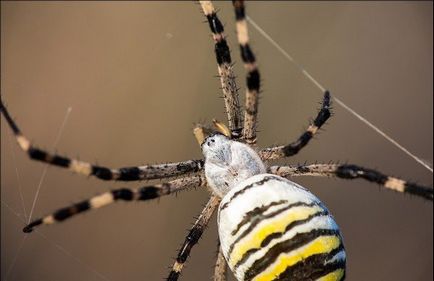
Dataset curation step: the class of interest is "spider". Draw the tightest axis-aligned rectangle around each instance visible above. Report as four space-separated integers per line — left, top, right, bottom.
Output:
1 0 432 280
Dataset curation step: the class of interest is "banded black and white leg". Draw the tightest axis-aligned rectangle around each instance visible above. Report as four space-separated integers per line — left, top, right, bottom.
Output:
269 164 433 201
232 0 261 145
200 0 243 138
167 195 220 281
213 245 228 281
260 91 332 160
1 98 204 181
22 174 207 233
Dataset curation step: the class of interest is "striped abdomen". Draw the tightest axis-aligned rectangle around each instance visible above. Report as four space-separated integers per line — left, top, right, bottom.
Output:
218 174 346 281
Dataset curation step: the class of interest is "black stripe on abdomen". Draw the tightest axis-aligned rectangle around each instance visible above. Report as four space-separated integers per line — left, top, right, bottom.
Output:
243 229 341 281
274 245 346 281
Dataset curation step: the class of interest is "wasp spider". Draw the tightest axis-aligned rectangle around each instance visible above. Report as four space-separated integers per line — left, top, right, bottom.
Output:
1 1 433 281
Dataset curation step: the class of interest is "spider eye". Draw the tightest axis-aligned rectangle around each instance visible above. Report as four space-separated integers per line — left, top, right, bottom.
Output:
206 138 216 146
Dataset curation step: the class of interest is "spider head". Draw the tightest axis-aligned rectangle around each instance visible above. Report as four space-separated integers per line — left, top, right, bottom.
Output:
201 133 231 156
194 123 265 197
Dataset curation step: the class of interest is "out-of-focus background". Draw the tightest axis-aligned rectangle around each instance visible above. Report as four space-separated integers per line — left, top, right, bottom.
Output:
1 2 432 281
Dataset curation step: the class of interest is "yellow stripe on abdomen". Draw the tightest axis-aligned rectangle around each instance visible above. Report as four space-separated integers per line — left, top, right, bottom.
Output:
316 268 345 281
230 205 322 267
252 235 341 281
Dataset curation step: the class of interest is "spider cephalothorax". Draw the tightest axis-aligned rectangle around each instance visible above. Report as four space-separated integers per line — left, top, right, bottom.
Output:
201 132 266 197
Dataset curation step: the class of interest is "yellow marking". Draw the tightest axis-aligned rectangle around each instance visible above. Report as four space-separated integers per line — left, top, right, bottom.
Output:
307 125 319 134
230 205 322 267
245 63 257 73
90 193 114 209
316 269 345 281
111 171 121 180
173 261 183 273
385 177 405 192
17 135 30 151
236 20 248 45
213 119 231 137
70 160 92 175
194 124 218 145
193 127 206 145
253 235 341 281
44 153 54 162
43 215 55 225
199 1 214 15
212 33 224 41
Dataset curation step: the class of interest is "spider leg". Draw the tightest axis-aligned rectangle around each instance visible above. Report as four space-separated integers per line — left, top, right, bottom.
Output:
269 164 433 201
200 1 243 138
232 0 260 146
1 98 204 181
260 91 331 160
22 174 206 233
213 244 228 281
167 195 220 281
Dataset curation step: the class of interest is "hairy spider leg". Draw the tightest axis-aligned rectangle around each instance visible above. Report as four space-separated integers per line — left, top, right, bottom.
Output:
269 164 433 201
200 0 243 138
233 0 261 145
260 91 331 160
23 174 206 233
0 98 204 181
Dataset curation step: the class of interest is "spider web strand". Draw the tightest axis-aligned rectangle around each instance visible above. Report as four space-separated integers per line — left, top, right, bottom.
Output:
4 235 28 281
28 107 72 223
1 200 111 281
246 16 432 173
6 131 27 220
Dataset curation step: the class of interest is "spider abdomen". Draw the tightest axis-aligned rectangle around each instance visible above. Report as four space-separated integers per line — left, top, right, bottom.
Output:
218 174 346 281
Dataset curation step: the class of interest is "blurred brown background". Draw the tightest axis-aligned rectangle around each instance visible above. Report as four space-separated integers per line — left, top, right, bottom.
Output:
1 2 432 281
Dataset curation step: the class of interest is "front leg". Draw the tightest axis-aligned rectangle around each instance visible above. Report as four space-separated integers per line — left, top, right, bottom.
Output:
260 91 331 160
167 195 220 280
23 174 206 233
200 1 243 138
1 98 204 181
